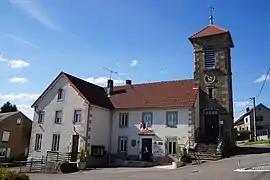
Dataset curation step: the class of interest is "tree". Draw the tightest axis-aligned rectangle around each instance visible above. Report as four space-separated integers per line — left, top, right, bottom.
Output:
0 101 17 113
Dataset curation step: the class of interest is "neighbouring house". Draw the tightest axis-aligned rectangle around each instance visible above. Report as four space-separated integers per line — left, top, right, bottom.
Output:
0 111 32 160
28 21 235 165
234 103 270 136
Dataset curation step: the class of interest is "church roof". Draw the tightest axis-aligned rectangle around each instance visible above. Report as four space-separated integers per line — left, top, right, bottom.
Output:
189 25 229 39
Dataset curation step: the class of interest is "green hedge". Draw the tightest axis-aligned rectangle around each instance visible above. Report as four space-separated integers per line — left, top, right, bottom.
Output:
0 167 30 180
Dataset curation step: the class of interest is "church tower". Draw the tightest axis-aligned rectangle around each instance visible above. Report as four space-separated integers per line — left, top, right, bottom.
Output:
189 18 235 151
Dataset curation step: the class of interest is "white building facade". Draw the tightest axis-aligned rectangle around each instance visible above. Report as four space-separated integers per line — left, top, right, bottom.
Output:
28 72 199 164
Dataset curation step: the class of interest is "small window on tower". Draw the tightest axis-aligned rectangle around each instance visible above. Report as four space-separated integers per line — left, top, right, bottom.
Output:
204 46 215 69
208 88 213 99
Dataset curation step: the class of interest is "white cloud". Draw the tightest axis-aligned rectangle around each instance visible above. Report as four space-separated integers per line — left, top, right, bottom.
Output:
4 34 39 48
17 104 33 119
0 93 39 101
9 77 28 84
0 54 30 69
85 77 124 86
130 60 138 67
234 101 250 108
9 0 60 30
254 74 270 83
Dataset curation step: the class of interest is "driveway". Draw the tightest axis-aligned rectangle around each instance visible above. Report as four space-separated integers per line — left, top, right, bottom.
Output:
28 152 270 180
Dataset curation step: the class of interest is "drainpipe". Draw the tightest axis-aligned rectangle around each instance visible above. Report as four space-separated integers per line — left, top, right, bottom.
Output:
85 104 91 152
108 110 114 165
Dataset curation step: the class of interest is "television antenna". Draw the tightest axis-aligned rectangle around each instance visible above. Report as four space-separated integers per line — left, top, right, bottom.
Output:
102 67 118 79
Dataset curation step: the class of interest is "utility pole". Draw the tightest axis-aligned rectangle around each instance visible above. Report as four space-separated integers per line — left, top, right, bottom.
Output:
251 97 257 141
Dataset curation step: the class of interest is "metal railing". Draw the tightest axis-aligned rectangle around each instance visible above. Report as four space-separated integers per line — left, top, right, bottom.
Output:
46 151 80 163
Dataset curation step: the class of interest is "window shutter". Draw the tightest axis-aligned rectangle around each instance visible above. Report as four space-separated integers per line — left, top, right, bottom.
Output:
204 47 215 68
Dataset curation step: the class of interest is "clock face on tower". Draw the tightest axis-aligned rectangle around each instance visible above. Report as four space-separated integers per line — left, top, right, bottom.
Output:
204 74 216 84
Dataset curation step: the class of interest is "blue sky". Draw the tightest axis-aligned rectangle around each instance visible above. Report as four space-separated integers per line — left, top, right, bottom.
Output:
0 0 269 119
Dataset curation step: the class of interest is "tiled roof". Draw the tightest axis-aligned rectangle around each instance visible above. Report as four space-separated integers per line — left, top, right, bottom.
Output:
0 111 19 122
63 73 114 109
33 72 199 109
189 25 228 39
109 79 198 109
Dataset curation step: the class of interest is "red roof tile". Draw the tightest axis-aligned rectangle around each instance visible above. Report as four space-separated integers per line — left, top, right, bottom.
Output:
110 80 198 109
189 25 228 39
32 72 198 109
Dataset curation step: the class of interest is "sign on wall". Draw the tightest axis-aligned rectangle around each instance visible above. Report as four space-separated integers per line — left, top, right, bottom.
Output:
153 141 165 156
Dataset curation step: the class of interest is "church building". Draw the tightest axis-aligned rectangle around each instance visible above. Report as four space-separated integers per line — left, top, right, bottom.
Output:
27 17 235 166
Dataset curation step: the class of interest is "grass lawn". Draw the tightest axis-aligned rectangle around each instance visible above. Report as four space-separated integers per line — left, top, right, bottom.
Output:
244 139 270 145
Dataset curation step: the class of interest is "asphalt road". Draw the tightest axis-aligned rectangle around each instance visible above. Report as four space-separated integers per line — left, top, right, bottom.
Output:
28 152 270 180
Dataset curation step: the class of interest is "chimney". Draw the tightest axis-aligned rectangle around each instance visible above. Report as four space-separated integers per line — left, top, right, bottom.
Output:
107 79 113 96
126 79 132 85
246 107 250 112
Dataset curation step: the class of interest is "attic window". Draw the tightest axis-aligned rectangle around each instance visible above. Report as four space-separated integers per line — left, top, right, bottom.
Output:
204 46 215 69
57 88 64 100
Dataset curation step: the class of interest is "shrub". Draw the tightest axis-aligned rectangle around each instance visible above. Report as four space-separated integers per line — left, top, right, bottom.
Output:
0 167 30 180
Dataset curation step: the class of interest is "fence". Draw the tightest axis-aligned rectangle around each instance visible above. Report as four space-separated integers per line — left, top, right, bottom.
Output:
13 157 45 173
46 151 80 163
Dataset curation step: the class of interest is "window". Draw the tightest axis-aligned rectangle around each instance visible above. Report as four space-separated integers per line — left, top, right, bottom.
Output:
142 112 153 128
204 46 215 69
167 141 177 155
16 118 21 125
38 111 45 124
91 145 105 157
2 131 10 142
0 148 6 157
55 111 62 124
73 110 81 123
208 88 213 99
119 113 128 128
57 88 64 100
166 112 178 127
256 116 263 121
51 134 60 151
34 134 42 151
118 136 127 152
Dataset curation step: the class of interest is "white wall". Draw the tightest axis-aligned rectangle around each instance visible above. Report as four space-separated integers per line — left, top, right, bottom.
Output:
88 105 111 151
28 75 88 159
110 107 191 156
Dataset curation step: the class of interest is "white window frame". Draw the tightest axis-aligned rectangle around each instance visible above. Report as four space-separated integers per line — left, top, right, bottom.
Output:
57 88 64 101
118 136 128 152
51 134 60 152
142 112 153 127
55 111 62 124
167 138 177 155
73 110 82 123
2 131 10 142
34 134 42 151
166 111 178 128
119 113 128 128
38 111 45 124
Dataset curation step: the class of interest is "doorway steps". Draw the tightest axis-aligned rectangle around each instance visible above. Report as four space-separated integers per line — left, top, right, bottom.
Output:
190 142 222 161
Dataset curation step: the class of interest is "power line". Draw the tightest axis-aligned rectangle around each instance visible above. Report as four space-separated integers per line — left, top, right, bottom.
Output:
256 67 270 98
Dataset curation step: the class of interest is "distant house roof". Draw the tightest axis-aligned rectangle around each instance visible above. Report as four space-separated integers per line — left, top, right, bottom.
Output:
32 72 199 109
234 103 270 125
0 111 31 122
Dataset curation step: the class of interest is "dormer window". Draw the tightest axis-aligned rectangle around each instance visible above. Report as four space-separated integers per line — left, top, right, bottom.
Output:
57 88 64 100
204 46 215 69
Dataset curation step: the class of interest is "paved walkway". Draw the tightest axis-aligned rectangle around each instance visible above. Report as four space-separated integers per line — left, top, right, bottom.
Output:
28 152 270 180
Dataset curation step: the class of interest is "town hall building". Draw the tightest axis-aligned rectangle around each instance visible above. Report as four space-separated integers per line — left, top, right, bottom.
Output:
27 20 235 166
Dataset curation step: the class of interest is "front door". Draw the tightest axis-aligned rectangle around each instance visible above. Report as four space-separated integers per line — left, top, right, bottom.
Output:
141 138 152 161
70 135 79 162
205 110 219 143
